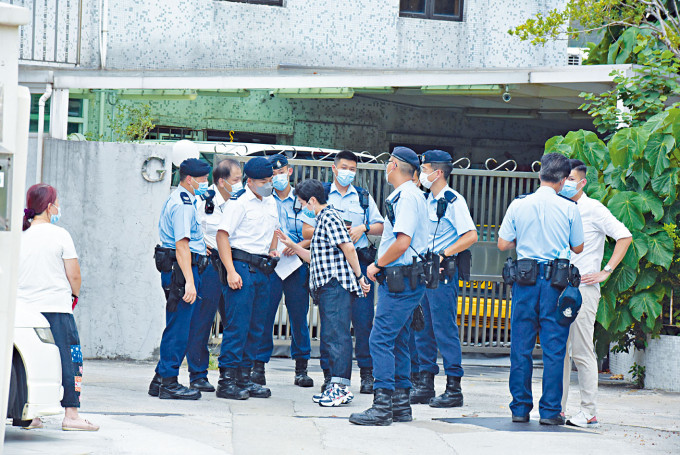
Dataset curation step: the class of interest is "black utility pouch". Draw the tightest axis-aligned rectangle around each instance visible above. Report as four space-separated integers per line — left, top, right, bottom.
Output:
502 258 517 285
259 256 280 275
456 250 472 282
515 259 538 286
167 262 187 312
409 260 424 290
212 255 229 285
196 254 210 274
411 305 425 332
385 267 406 293
550 259 570 290
375 270 386 286
154 245 175 273
357 247 377 264
568 264 581 287
424 253 440 290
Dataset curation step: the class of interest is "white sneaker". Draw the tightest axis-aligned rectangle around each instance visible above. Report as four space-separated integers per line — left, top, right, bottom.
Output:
318 383 353 407
567 410 600 428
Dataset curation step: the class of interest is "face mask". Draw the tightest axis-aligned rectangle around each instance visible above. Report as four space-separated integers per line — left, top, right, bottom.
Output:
50 204 61 224
559 180 580 198
272 174 289 191
229 181 244 194
384 162 394 183
419 171 437 190
254 182 274 198
336 169 356 187
302 205 316 218
193 178 209 197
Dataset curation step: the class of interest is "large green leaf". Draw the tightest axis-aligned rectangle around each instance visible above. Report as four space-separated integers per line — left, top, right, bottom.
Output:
622 232 649 269
608 127 649 167
611 305 634 333
637 190 664 221
642 110 670 135
645 231 674 269
564 130 607 167
628 291 663 323
544 136 569 155
596 289 617 330
607 191 646 230
662 203 680 225
651 168 679 197
643 133 674 177
635 268 657 292
630 160 651 190
608 264 638 293
603 163 627 190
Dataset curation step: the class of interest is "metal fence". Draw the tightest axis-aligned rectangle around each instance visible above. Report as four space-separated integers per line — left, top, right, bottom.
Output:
2 0 83 65
205 154 540 354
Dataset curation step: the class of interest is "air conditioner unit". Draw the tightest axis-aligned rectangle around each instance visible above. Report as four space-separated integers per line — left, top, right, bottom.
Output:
567 47 589 65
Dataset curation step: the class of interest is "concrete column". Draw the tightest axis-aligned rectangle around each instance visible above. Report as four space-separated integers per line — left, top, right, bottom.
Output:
50 88 70 140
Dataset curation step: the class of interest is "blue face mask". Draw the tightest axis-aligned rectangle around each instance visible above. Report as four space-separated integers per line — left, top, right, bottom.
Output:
50 205 61 224
230 181 244 194
336 169 356 187
559 180 580 198
272 174 289 191
302 203 316 219
193 179 209 197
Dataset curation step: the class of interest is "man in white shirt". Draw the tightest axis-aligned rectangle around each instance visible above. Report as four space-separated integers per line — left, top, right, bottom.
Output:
559 159 632 428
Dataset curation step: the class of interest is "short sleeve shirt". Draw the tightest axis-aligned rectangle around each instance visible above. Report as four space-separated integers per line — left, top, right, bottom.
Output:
273 187 315 244
195 184 228 250
159 186 206 255
426 186 477 252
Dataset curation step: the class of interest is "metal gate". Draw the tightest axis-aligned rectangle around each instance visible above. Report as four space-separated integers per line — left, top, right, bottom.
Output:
205 154 540 354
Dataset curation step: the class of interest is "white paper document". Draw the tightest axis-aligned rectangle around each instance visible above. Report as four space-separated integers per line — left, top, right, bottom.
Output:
274 242 303 280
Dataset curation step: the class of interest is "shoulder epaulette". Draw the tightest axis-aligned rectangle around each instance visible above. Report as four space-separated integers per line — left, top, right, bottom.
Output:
557 194 577 204
180 192 192 205
443 190 457 203
516 193 530 199
230 189 246 200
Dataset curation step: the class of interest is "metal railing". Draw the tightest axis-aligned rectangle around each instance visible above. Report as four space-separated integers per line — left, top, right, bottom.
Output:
205 154 540 354
2 0 83 65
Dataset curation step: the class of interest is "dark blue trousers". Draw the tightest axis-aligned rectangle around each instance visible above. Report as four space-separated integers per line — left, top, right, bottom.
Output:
415 272 464 377
156 265 202 378
317 278 353 385
218 260 270 369
409 329 419 375
187 260 222 382
256 263 311 363
42 313 81 408
509 274 570 419
320 259 374 370
370 276 425 391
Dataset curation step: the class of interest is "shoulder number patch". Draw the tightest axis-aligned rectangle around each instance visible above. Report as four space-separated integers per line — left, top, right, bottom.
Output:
180 192 192 205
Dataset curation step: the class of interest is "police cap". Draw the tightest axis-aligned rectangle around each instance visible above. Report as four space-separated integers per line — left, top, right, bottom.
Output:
268 154 288 170
179 158 211 177
244 157 274 179
421 150 452 164
392 146 420 170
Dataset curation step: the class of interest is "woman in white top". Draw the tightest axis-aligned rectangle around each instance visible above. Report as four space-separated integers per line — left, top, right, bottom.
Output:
18 183 99 431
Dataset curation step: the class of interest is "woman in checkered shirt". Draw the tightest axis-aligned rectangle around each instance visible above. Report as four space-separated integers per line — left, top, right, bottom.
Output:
277 179 371 408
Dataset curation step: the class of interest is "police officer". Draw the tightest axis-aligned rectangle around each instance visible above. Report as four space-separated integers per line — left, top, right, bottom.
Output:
497 152 584 425
410 150 478 407
349 147 428 426
215 157 280 400
189 158 243 393
148 158 210 400
303 150 385 394
250 154 315 388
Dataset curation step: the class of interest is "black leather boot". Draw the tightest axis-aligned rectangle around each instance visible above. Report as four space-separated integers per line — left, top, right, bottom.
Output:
410 371 435 404
148 373 161 397
410 371 419 386
360 367 374 394
216 368 249 400
320 369 331 392
429 376 463 408
251 360 266 385
159 376 201 400
237 367 272 398
392 388 413 422
294 359 314 388
349 388 393 426
190 377 216 392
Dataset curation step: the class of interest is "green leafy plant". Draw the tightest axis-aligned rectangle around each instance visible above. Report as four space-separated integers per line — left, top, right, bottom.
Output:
109 103 156 142
629 362 646 388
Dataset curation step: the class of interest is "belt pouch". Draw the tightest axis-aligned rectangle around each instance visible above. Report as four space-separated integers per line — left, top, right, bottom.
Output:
167 262 186 312
213 255 229 285
385 267 406 293
568 264 581 287
154 245 174 273
502 258 517 285
516 259 538 286
550 259 570 290
456 250 472 282
424 254 440 290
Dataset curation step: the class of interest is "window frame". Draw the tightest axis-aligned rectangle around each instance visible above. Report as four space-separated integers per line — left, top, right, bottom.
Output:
216 0 284 6
399 0 464 22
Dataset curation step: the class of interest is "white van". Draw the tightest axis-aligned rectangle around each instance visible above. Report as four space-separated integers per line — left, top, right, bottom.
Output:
7 305 63 426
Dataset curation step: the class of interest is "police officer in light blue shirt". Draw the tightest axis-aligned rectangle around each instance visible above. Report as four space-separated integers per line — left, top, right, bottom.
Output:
303 150 385 394
410 150 478 408
498 152 585 426
148 158 210 401
250 154 316 388
350 147 428 426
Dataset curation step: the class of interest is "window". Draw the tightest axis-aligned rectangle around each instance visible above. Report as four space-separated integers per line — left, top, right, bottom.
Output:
216 0 283 5
29 94 50 133
67 98 89 135
400 0 463 21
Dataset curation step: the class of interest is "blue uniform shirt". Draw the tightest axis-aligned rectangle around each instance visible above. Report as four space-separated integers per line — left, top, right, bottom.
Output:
498 186 584 262
274 187 315 244
378 180 429 267
306 182 384 249
159 186 206 255
427 186 477 253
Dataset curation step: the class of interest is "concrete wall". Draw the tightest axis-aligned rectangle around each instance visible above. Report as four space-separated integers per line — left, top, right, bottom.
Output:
42 139 171 360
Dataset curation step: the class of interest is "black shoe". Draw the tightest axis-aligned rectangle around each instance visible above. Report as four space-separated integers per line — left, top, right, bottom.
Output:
429 376 463 408
359 367 374 394
349 388 394 426
251 360 266 385
320 369 331 392
159 377 201 400
294 359 314 388
410 371 419 386
190 377 216 392
410 371 435 404
540 415 566 425
392 388 412 422
216 368 249 400
512 415 530 423
237 367 271 398
148 373 161 397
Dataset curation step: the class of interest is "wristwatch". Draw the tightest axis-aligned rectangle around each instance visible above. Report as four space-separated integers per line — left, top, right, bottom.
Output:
604 264 613 273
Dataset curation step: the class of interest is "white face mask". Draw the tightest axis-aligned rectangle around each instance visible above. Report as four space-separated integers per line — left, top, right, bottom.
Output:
384 161 394 183
419 171 438 190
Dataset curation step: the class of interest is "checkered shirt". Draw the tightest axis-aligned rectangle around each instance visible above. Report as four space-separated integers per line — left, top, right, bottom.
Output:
309 206 362 296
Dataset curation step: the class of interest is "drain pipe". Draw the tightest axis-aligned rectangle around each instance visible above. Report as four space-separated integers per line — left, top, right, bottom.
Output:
99 0 108 69
35 83 53 184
